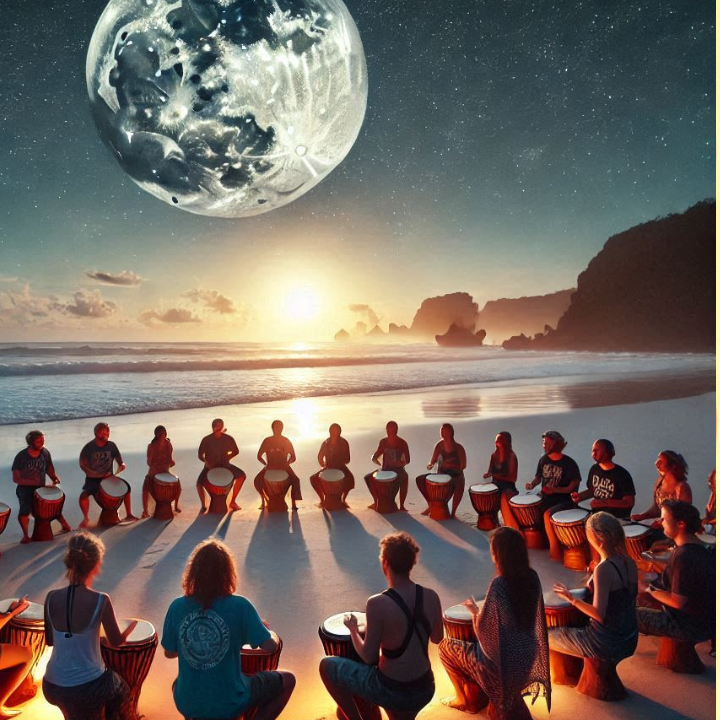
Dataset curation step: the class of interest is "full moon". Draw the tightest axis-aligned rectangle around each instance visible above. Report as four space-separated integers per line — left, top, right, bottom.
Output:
86 0 367 218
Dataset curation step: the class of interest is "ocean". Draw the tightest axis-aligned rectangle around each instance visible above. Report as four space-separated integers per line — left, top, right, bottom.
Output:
0 342 714 426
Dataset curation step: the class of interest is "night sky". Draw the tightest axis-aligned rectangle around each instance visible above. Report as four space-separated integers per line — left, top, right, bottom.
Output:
0 0 714 341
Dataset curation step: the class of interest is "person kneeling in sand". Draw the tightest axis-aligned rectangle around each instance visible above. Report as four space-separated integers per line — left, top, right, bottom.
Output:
253 420 302 511
319 532 443 720
196 418 246 512
162 540 295 720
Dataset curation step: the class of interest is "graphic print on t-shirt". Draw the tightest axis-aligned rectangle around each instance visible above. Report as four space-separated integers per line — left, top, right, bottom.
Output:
590 472 615 500
179 609 230 671
13 449 49 485
542 463 565 487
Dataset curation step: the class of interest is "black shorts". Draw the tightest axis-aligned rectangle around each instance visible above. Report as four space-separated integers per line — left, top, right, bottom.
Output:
16 485 37 517
82 477 102 496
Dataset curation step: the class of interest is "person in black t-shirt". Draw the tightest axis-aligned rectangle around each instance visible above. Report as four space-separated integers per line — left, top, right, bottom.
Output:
571 439 635 520
12 430 72 543
525 430 581 562
637 500 715 645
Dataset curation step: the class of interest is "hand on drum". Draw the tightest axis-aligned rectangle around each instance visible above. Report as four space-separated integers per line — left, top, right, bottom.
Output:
461 597 480 617
553 582 573 604
120 619 139 643
52 477 61 485
541 485 553 495
426 463 434 471
570 492 580 503
483 472 491 479
7 596 29 615
630 513 643 522
343 613 359 632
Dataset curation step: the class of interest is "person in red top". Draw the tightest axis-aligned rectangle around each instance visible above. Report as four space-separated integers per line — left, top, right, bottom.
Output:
142 425 181 517
417 424 467 518
364 421 411 511
253 420 303 511
310 423 354 507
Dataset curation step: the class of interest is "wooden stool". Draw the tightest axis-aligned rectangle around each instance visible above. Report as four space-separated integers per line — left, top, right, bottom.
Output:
577 658 627 701
549 649 583 686
656 638 705 674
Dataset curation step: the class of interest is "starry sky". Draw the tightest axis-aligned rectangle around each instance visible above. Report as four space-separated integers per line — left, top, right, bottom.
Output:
0 0 714 342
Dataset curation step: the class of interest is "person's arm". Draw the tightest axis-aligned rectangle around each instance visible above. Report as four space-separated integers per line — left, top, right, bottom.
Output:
425 588 444 644
168 440 176 467
113 446 127 475
676 482 692 504
147 443 154 469
256 439 267 466
226 437 240 462
162 601 179 659
101 594 137 647
371 441 383 466
401 440 410 466
594 494 634 510
340 438 350 466
45 451 60 484
317 441 327 468
287 440 296 465
526 458 543 490
554 570 607 624
632 502 660 521
458 444 467 472
572 489 594 502
2 597 29 634
346 597 382 665
645 585 687 610
79 446 93 476
426 443 441 470
198 438 206 464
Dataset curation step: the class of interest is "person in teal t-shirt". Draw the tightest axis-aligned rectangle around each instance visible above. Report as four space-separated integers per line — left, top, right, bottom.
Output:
162 540 295 720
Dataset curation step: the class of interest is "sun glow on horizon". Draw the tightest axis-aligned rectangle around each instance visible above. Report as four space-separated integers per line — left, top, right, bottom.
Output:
284 285 321 321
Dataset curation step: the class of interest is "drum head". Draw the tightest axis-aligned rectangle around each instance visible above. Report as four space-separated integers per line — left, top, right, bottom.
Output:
698 533 716 545
444 604 473 621
0 598 43 620
470 483 498 493
0 502 11 513
100 477 128 498
265 470 289 483
154 472 179 484
207 467 234 486
242 630 280 654
553 509 589 524
322 612 366 638
509 493 541 507
577 499 594 512
118 618 156 644
623 524 651 539
35 486 64 501
544 588 585 608
427 473 451 484
319 469 345 482
374 471 397 482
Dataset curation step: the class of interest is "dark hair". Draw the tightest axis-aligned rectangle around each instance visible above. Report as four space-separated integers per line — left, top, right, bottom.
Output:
151 425 167 444
329 423 342 434
182 539 237 609
542 430 566 452
661 499 701 534
94 422 109 434
660 450 688 483
25 430 44 447
212 418 224 428
386 420 398 433
271 419 283 432
65 532 104 585
441 423 455 439
489 527 536 631
496 431 512 450
379 532 419 575
594 438 615 458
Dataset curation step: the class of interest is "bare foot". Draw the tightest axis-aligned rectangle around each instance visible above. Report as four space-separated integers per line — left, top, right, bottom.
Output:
59 523 72 534
199 505 207 514
367 503 376 510
124 514 139 522
175 506 182 513
20 536 32 545
441 697 479 713
78 518 91 528
259 504 266 511
399 506 408 512
421 508 430 516
342 501 350 508
141 511 150 519
292 505 298 512
229 502 240 512
316 502 325 508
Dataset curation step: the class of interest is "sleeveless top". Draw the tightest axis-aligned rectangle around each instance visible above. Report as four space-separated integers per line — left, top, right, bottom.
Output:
44 589 106 687
588 556 638 639
438 444 463 474
380 585 431 661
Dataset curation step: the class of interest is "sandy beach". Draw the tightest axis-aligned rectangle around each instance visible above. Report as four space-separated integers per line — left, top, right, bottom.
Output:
0 383 715 720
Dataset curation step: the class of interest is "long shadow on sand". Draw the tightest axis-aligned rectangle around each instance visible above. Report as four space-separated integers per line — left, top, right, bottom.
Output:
139 512 233 607
3 542 68 599
384 513 494 591
244 511 310 607
323 511 385 594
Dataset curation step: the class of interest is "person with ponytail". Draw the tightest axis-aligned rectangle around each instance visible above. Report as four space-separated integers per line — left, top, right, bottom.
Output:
42 532 137 720
142 425 181 518
438 527 550 719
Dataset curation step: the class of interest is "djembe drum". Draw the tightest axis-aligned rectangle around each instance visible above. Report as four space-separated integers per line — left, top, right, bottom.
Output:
317 468 346 511
241 630 283 674
508 493 547 548
0 502 10 543
623 524 654 573
319 612 381 720
551 508 590 571
264 470 291 512
369 470 399 514
101 618 157 718
544 589 588 685
0 598 46 705
422 473 454 520
150 472 180 521
32 486 65 541
443 603 483 641
205 467 234 514
469 484 500 530
97 476 130 526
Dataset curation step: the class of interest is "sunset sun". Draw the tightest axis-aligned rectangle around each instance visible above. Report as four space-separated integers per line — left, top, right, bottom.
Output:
284 286 321 321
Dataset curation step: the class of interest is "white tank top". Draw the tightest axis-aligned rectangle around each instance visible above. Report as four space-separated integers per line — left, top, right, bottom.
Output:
44 591 106 687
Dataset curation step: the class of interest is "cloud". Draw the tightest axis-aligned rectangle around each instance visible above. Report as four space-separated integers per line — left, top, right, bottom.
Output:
0 276 18 283
86 270 143 286
60 289 118 318
0 283 57 325
349 303 380 327
139 308 201 325
183 289 236 314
